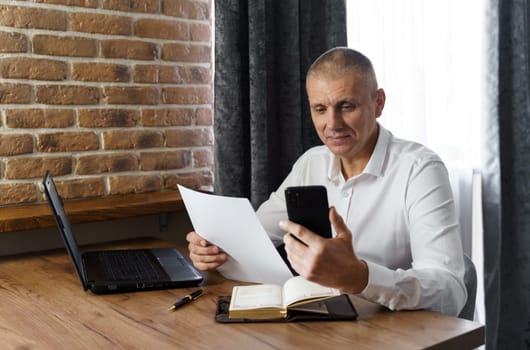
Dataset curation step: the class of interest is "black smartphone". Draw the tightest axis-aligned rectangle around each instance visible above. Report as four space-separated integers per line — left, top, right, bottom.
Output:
284 185 332 239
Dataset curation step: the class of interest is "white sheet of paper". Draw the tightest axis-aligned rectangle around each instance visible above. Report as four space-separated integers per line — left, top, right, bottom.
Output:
178 185 293 285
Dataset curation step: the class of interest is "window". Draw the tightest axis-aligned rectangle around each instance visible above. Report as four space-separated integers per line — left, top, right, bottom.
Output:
347 0 485 169
347 0 486 323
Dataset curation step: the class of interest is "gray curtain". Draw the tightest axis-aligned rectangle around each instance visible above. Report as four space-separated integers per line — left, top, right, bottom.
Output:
214 0 347 207
483 0 530 348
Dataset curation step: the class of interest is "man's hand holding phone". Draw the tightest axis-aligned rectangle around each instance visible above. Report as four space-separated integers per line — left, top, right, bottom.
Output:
281 186 368 293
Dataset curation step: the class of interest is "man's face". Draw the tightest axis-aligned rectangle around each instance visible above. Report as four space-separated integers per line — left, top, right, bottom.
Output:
307 70 385 163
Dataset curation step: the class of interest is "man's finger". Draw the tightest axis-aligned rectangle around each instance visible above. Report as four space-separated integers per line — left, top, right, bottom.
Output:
186 231 209 246
194 261 223 271
190 251 226 263
188 243 221 256
329 207 352 240
279 220 322 246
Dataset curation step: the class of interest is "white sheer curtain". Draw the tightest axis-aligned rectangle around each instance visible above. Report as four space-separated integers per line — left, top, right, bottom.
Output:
347 0 486 323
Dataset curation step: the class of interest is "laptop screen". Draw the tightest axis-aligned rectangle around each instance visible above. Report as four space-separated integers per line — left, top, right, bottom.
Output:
43 172 88 289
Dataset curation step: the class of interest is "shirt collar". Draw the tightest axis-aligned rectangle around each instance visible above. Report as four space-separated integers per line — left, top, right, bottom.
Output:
327 123 390 182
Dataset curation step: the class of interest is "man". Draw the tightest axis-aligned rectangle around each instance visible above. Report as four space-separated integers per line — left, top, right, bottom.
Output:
187 47 467 316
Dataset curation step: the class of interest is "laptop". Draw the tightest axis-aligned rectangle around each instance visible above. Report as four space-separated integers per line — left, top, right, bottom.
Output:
42 171 203 294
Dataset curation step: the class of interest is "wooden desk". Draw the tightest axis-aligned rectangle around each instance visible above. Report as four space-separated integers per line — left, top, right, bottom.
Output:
0 239 485 349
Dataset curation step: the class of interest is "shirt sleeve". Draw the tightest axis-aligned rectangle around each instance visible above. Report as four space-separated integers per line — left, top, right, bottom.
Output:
359 161 467 316
256 190 287 246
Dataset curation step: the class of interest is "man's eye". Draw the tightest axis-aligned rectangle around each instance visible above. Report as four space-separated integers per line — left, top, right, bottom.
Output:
314 107 326 114
342 104 355 110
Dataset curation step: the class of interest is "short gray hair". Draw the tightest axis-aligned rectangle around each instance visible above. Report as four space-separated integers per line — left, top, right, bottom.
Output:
306 47 378 93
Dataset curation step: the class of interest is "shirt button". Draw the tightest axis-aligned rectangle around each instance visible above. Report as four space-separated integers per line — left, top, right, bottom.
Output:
342 191 349 198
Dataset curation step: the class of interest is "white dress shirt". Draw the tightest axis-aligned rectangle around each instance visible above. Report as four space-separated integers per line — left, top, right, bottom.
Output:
256 124 467 316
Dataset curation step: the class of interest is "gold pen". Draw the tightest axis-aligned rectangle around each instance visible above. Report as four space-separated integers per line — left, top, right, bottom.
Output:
168 289 204 311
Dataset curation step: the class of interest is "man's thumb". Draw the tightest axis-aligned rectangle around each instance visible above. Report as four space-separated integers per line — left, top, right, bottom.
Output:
330 206 352 240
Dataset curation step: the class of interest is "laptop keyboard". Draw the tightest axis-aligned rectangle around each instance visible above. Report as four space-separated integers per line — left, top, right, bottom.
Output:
98 251 168 281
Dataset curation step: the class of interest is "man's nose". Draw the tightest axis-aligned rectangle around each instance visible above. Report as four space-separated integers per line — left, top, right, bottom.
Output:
327 109 343 130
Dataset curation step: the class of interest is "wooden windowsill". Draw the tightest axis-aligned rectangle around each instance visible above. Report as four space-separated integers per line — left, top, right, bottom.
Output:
0 191 185 233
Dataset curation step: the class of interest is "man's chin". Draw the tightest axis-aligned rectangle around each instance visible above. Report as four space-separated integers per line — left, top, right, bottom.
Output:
326 141 354 154
328 148 356 160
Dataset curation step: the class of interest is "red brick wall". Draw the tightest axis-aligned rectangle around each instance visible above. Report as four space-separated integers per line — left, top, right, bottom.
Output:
0 0 213 206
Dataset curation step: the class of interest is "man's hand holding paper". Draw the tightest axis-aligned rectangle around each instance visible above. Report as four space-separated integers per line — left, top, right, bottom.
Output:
179 185 293 285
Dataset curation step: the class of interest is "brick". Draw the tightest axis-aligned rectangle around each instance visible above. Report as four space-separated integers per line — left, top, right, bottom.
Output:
158 66 185 84
164 170 213 190
184 66 211 84
133 65 158 83
54 177 105 200
100 40 158 60
192 148 213 167
103 130 163 150
102 0 159 13
37 132 99 152
0 31 28 53
135 18 188 40
140 150 190 171
159 66 212 84
33 35 97 57
187 67 212 84
71 12 131 35
162 0 210 20
141 108 193 126
0 5 66 31
4 157 72 179
0 134 34 156
195 107 213 125
162 86 212 104
162 43 211 62
0 83 32 104
36 85 99 105
72 63 129 82
34 0 98 8
0 58 66 81
5 109 75 128
76 153 138 174
103 86 159 105
165 128 213 147
78 109 139 128
0 183 38 205
108 174 162 195
190 22 210 42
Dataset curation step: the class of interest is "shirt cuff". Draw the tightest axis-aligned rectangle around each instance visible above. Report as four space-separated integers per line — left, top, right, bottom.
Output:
359 260 399 308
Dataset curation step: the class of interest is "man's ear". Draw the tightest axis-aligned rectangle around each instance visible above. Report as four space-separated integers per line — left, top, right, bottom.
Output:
375 88 386 118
